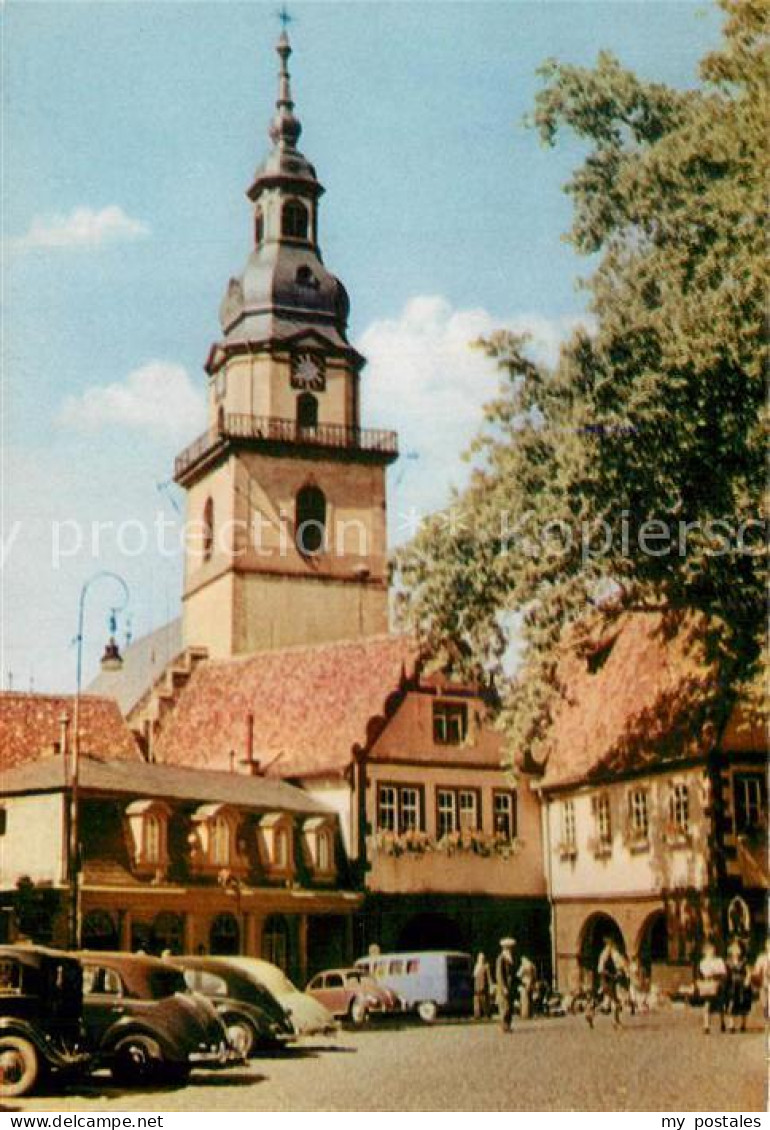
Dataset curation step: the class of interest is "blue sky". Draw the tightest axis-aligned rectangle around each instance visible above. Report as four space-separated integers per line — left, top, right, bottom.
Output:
2 0 722 692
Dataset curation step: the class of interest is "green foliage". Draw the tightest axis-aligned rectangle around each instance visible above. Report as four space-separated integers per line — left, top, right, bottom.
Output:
395 0 768 764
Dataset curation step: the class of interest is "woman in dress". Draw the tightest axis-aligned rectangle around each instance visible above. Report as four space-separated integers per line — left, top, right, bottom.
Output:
723 937 752 1033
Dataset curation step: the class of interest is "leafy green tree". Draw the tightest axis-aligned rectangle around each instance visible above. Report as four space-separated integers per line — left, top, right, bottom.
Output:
395 0 768 762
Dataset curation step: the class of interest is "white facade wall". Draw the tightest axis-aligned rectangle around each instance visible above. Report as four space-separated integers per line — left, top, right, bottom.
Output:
543 765 710 900
0 793 66 886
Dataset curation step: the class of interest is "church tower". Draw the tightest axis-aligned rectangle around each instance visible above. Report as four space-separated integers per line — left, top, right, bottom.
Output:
175 31 397 659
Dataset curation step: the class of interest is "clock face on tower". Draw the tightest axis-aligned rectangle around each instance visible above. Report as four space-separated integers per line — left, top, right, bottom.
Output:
290 352 326 391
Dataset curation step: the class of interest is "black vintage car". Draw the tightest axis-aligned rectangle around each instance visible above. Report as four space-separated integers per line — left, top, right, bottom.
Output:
171 956 294 1057
0 945 91 1098
79 952 235 1085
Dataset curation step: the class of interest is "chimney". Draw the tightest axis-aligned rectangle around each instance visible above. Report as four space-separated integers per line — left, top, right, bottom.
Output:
242 713 262 776
59 713 70 758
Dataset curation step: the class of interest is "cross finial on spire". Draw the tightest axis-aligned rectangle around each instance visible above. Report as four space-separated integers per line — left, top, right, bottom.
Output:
277 5 293 32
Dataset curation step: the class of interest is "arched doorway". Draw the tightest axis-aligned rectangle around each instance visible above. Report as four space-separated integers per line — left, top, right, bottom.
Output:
153 911 184 955
81 909 118 951
637 911 668 974
578 912 625 974
210 913 240 955
397 912 465 952
262 915 290 972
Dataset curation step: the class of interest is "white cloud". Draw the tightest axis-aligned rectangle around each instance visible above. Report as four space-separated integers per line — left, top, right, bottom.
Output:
57 361 206 443
14 205 150 250
358 295 590 533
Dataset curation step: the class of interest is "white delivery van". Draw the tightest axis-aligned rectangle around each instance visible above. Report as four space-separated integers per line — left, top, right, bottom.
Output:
355 951 473 1023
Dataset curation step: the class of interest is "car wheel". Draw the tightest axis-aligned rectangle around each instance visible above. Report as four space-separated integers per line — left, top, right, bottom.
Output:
417 1000 438 1024
348 996 368 1027
111 1034 163 1086
0 1035 40 1098
224 1015 256 1059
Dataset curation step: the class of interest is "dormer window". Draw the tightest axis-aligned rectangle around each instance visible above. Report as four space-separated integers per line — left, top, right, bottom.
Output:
125 800 171 876
282 199 308 240
433 700 468 746
191 804 247 877
302 816 336 879
257 812 294 877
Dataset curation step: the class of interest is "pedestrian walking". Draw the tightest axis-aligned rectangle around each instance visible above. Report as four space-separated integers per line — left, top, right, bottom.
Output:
585 935 628 1029
698 939 726 1034
495 937 518 1032
473 952 492 1020
517 954 536 1019
723 937 752 1033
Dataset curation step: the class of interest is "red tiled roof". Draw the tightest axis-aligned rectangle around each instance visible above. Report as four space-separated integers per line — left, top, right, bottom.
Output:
154 634 420 778
539 612 724 790
0 693 141 771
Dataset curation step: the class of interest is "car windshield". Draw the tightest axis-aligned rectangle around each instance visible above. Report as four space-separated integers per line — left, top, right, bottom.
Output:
147 969 187 1000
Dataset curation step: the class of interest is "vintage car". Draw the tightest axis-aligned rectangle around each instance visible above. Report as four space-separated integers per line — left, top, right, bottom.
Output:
209 957 338 1038
0 945 92 1098
305 967 403 1026
79 951 234 1084
170 956 294 1057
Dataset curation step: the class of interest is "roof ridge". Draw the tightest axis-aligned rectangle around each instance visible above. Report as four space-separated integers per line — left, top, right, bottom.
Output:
199 631 417 670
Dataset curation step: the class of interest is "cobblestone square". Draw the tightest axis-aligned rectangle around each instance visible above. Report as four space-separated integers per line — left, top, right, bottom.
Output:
8 1011 766 1113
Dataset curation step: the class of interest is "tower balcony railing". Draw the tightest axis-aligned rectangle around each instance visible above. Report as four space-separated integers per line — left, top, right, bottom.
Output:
174 412 399 479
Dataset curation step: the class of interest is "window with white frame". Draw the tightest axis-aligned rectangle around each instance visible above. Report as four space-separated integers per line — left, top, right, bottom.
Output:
211 816 230 867
274 827 289 869
592 793 612 848
669 783 690 834
628 788 649 842
561 799 577 850
436 788 480 837
437 790 457 838
145 813 162 864
377 786 397 832
317 830 331 872
432 701 469 746
733 773 766 833
493 791 517 840
376 785 422 834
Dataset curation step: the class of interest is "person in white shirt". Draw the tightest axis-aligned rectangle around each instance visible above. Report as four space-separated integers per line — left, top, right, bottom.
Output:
699 939 727 1034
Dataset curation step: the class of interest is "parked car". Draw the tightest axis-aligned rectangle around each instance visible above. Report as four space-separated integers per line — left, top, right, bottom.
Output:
306 967 403 1026
355 951 473 1022
0 945 92 1098
79 951 235 1085
209 957 338 1037
170 956 294 1057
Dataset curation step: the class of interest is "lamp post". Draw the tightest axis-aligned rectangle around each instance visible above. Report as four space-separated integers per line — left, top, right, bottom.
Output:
68 571 130 949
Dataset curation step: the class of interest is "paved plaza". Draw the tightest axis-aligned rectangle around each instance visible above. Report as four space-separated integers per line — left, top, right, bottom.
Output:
6 1010 766 1113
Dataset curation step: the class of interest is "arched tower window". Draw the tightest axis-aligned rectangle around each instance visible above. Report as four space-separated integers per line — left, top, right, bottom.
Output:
297 393 318 430
254 208 264 246
202 497 214 561
282 199 308 240
295 485 326 555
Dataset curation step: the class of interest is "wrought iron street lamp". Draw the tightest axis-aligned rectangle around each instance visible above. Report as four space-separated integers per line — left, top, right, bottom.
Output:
68 571 130 949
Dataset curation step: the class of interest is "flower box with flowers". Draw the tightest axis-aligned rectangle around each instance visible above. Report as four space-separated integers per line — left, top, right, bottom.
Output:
374 829 524 860
436 829 524 859
623 828 650 853
557 841 578 862
662 822 692 849
588 836 613 860
375 829 433 857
